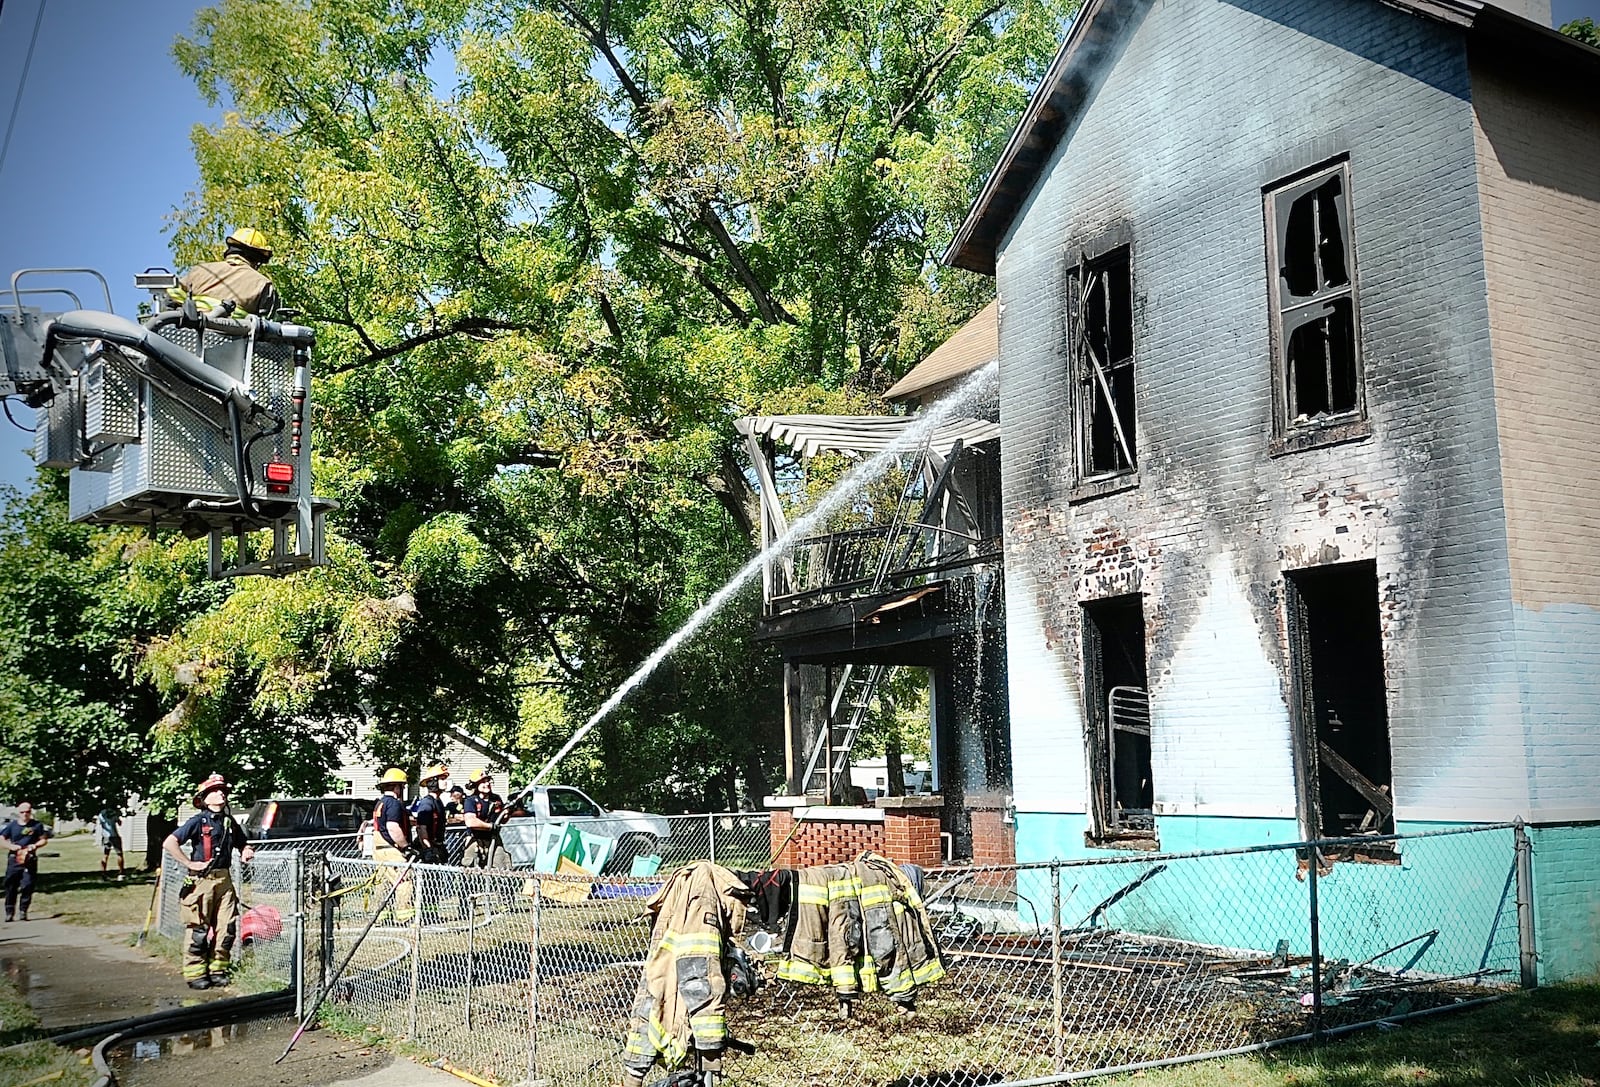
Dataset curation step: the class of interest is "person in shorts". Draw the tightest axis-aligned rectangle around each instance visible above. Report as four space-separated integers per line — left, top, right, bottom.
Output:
97 805 126 881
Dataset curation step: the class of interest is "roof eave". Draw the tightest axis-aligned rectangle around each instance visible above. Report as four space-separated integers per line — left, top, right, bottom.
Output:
943 0 1600 276
943 0 1110 275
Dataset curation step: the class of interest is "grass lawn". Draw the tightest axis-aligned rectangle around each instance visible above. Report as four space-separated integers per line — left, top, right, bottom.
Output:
34 831 160 934
1101 985 1600 1087
0 975 94 1087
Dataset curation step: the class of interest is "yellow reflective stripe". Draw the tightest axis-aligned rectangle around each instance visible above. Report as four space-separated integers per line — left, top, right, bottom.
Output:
689 1014 726 1043
826 962 858 985
777 959 826 984
647 1014 685 1065
858 883 893 907
182 963 208 979
826 877 860 901
911 958 947 985
659 931 722 956
798 884 829 905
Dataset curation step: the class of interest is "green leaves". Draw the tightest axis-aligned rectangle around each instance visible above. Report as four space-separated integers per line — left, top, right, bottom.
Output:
2 0 1075 816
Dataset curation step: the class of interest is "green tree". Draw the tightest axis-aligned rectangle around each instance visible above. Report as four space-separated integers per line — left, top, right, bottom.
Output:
1 0 1072 813
1560 17 1599 47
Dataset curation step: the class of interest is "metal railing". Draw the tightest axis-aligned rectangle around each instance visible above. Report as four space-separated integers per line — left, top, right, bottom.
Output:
293 821 1526 1087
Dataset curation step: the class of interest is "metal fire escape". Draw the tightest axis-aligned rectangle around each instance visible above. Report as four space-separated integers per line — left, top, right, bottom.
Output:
798 439 973 800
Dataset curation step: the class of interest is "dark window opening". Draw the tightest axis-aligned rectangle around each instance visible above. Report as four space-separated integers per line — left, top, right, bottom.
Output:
1285 562 1395 845
1072 247 1136 479
1082 594 1154 843
1268 163 1362 433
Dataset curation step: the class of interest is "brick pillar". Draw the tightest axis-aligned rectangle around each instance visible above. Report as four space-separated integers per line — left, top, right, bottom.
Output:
769 807 798 868
968 792 1016 867
879 795 945 868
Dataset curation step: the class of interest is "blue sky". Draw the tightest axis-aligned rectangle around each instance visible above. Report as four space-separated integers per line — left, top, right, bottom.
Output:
0 0 1597 496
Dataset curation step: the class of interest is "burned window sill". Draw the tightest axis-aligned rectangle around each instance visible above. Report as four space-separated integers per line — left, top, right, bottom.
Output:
1069 471 1139 505
1084 829 1161 852
1271 417 1371 458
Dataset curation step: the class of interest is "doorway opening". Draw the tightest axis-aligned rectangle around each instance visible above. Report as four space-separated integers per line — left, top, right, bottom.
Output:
1285 561 1395 842
1082 594 1153 844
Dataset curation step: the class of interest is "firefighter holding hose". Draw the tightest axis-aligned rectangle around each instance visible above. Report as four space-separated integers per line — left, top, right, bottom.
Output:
163 774 254 989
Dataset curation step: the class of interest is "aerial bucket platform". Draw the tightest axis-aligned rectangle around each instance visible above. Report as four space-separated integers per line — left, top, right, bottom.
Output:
0 268 332 578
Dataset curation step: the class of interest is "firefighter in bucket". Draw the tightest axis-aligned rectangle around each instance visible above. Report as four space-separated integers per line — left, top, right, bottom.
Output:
163 774 255 989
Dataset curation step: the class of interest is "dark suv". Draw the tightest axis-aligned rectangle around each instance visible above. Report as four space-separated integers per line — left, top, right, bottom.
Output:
242 796 374 839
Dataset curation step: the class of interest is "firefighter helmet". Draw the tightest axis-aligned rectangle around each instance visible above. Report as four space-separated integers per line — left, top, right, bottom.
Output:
378 767 409 788
192 773 231 807
466 768 493 787
420 763 449 784
225 226 273 263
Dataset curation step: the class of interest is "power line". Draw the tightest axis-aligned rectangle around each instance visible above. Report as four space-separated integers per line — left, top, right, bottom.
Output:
0 0 48 184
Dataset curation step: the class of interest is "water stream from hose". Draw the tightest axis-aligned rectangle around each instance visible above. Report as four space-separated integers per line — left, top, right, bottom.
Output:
509 360 999 804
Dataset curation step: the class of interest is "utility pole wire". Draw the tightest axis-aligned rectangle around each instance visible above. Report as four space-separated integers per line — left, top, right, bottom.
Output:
0 0 47 184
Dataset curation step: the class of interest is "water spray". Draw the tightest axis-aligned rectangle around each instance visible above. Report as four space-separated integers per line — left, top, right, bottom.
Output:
502 360 999 814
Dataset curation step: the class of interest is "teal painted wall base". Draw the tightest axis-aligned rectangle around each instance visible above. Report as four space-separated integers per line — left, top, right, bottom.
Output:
1012 812 1525 983
1529 823 1600 983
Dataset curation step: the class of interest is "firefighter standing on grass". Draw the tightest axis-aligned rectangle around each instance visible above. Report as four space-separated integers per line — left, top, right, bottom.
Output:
372 768 418 923
163 774 254 989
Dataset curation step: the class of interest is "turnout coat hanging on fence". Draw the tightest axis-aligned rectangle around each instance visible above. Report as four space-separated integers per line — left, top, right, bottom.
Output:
622 861 753 1081
777 851 946 1003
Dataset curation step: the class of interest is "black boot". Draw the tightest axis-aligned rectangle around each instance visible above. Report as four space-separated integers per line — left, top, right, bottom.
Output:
188 976 212 990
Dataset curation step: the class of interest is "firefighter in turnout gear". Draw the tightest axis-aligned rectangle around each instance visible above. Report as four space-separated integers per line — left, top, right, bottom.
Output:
163 774 254 989
372 768 417 923
411 764 450 865
169 227 282 318
460 769 509 870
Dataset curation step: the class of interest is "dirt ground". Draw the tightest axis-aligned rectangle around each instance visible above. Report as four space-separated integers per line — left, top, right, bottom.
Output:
3 912 459 1086
110 1016 392 1087
0 911 217 1028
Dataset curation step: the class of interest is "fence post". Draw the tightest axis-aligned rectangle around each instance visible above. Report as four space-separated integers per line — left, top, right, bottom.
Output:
293 852 305 1020
708 813 718 866
527 875 542 1085
465 884 477 1031
320 856 335 1003
409 877 423 1040
1514 820 1538 989
1307 845 1324 1042
1051 861 1064 1073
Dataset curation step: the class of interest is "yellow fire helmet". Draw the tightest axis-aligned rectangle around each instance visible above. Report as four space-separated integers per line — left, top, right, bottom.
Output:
420 763 449 784
378 767 409 787
225 226 273 261
466 768 493 786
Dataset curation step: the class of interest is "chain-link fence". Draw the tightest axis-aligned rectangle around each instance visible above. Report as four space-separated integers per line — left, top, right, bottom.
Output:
155 845 307 1001
302 822 1526 1087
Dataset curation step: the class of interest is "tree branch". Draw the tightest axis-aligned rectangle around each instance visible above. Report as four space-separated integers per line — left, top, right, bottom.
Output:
322 316 540 375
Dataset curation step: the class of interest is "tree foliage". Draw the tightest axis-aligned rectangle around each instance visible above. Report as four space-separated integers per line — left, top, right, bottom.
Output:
1560 17 1599 47
3 0 1072 814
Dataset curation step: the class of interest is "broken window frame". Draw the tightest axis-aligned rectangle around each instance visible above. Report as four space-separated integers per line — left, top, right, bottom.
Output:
1068 246 1137 486
1283 561 1398 862
1265 159 1368 449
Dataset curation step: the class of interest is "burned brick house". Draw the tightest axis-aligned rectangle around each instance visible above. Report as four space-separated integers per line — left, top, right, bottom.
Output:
742 306 1013 866
944 0 1600 977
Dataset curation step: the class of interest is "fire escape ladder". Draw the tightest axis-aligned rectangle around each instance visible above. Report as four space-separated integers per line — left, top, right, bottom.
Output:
801 662 893 800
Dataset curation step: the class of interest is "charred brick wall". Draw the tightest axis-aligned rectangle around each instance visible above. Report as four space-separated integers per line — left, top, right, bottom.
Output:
995 0 1531 852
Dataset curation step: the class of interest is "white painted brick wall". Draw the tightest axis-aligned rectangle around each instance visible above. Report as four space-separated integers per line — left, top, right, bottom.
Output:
997 0 1540 824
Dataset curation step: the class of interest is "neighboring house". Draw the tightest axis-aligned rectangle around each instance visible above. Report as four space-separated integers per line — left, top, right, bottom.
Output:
945 0 1599 978
331 721 518 798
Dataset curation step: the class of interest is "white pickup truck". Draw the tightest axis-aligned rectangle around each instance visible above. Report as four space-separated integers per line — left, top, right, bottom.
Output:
497 784 672 873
